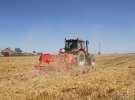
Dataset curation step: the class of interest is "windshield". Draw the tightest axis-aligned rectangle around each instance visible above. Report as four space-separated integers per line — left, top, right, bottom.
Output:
65 41 77 50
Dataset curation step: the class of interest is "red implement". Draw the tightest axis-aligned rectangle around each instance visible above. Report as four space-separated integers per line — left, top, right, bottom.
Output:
35 53 76 69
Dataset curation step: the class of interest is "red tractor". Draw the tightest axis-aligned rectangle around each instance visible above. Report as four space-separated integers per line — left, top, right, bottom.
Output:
36 38 95 69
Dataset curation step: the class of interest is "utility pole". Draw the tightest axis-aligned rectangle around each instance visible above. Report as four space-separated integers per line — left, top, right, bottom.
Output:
98 42 101 55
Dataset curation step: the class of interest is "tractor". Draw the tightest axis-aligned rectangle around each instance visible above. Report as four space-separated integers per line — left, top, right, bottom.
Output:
59 38 95 66
36 38 95 69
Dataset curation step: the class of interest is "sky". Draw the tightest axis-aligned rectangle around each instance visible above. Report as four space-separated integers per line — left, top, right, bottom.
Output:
0 0 135 53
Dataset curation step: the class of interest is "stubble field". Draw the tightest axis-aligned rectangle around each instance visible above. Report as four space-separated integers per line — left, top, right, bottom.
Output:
0 54 135 100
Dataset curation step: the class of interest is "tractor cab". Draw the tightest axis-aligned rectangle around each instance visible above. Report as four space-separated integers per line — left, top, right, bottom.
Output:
63 38 89 54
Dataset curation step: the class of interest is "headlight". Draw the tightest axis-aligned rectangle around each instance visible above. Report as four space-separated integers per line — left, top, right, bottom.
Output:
59 48 65 53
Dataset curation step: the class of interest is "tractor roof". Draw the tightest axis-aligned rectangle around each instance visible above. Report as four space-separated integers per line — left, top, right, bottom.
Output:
65 38 85 42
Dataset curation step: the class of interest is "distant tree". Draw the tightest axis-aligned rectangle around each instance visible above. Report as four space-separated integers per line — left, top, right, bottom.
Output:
15 48 22 54
1 48 13 56
32 51 36 53
37 52 42 55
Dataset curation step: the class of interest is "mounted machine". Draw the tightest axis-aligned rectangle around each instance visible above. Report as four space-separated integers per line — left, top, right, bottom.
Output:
36 38 95 69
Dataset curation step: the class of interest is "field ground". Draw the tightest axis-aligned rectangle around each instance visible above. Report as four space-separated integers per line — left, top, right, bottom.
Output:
0 54 135 100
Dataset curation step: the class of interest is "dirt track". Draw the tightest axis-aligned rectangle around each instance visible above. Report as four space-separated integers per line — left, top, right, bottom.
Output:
0 54 135 100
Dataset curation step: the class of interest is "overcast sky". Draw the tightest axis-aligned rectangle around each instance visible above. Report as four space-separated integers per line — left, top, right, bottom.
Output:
0 0 135 53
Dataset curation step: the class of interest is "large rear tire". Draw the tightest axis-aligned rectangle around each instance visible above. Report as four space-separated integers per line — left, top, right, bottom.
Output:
76 51 86 66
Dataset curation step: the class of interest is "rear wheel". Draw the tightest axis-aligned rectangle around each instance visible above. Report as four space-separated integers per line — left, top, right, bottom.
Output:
76 51 86 66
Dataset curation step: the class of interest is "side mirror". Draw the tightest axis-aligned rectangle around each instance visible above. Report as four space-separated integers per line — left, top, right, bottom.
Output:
86 40 89 44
